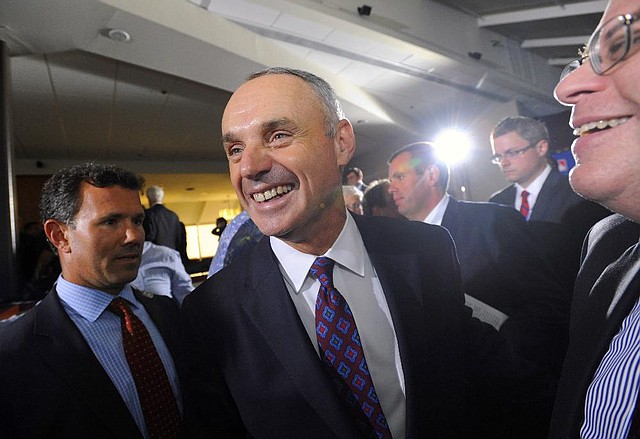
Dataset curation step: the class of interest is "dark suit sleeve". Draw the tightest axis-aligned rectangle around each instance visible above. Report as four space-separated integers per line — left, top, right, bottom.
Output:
143 209 157 243
180 289 247 438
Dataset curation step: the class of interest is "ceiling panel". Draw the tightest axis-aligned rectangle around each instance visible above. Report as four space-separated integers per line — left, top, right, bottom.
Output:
3 0 596 208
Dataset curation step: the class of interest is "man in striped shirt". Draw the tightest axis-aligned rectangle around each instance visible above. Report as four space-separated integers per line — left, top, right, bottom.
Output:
550 1 640 437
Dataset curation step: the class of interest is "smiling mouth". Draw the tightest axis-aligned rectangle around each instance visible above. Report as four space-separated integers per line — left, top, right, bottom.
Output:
573 117 630 137
251 184 293 203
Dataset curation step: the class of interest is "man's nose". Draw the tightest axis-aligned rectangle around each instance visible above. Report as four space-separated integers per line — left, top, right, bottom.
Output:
124 222 144 244
240 144 272 180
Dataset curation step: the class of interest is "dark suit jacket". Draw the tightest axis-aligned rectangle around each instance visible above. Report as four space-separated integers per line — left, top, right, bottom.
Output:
180 214 551 438
144 204 184 252
0 287 181 438
549 214 640 438
442 198 567 369
490 168 610 291
441 198 567 438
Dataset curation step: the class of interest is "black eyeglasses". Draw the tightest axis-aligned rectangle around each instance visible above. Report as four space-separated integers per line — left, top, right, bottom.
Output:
560 10 640 81
491 143 535 165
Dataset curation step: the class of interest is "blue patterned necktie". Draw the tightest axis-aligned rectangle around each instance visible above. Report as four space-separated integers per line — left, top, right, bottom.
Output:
311 256 392 439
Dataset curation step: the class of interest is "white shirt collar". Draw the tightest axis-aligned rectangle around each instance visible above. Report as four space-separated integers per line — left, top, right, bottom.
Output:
423 193 450 225
269 211 365 293
516 164 551 198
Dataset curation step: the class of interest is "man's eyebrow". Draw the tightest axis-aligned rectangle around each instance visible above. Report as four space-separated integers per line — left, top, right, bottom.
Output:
96 211 144 221
221 132 237 144
262 118 294 133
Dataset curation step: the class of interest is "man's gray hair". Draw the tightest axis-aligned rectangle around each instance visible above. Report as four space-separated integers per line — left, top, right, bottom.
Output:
342 185 363 199
247 67 346 138
146 185 164 204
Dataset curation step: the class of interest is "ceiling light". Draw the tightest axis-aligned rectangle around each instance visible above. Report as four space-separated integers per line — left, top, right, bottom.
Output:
107 29 131 43
434 129 472 166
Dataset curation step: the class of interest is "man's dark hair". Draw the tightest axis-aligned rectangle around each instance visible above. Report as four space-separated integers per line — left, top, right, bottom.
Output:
345 167 363 179
39 162 144 226
387 142 450 190
491 116 549 145
362 179 391 215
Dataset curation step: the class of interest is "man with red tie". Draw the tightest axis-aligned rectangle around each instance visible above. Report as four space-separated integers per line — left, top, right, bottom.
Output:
0 163 182 438
490 116 609 295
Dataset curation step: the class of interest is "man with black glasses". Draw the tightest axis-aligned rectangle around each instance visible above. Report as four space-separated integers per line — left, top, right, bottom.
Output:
489 116 609 295
551 1 640 437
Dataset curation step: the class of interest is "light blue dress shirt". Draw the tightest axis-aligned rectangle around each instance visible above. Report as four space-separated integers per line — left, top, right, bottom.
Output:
56 276 182 439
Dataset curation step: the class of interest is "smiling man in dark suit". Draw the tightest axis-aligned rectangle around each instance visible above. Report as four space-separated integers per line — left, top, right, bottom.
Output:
0 163 182 438
550 1 640 437
180 67 553 438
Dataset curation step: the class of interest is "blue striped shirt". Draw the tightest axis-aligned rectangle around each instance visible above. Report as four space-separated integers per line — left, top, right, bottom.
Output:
56 276 182 439
581 295 640 438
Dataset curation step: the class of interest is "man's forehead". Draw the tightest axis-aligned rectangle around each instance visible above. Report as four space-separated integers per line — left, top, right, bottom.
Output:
222 75 321 133
229 75 317 109
493 131 526 148
600 0 632 25
78 183 142 209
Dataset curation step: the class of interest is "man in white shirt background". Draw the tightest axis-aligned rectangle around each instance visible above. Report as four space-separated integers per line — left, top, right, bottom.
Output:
490 116 610 294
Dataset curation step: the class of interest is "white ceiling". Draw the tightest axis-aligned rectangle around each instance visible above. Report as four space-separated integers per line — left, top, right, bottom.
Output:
0 0 605 224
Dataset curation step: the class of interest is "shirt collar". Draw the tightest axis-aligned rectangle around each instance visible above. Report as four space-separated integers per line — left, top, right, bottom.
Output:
424 193 450 225
516 164 551 197
270 211 365 293
56 275 138 322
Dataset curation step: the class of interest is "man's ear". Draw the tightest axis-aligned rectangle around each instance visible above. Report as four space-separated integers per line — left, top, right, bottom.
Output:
537 140 549 156
335 119 356 166
425 164 440 187
44 219 71 254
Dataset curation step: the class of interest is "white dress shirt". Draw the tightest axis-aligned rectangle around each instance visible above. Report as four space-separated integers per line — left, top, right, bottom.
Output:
423 193 450 225
270 212 407 438
514 164 551 215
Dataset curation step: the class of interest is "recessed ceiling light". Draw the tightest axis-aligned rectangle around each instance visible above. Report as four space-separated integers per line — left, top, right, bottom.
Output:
107 29 131 43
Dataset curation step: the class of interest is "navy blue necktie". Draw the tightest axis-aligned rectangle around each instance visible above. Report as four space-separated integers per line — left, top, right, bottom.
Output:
311 257 392 439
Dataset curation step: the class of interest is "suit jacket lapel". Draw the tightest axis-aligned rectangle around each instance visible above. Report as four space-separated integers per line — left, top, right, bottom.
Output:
33 290 141 437
559 243 640 432
367 250 431 437
135 290 180 361
441 197 458 233
240 239 362 438
529 169 559 221
355 216 435 437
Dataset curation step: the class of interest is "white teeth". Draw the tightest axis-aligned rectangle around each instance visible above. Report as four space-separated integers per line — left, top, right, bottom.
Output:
252 185 293 202
573 117 630 136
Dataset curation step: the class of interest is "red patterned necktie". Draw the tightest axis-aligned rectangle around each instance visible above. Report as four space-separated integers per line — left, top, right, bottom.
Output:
108 297 181 439
311 257 392 439
520 190 530 220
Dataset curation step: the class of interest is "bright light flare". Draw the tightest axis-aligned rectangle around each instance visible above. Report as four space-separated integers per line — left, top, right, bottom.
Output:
434 129 472 166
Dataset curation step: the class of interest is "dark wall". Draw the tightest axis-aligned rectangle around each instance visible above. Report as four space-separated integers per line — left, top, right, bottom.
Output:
538 110 574 154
